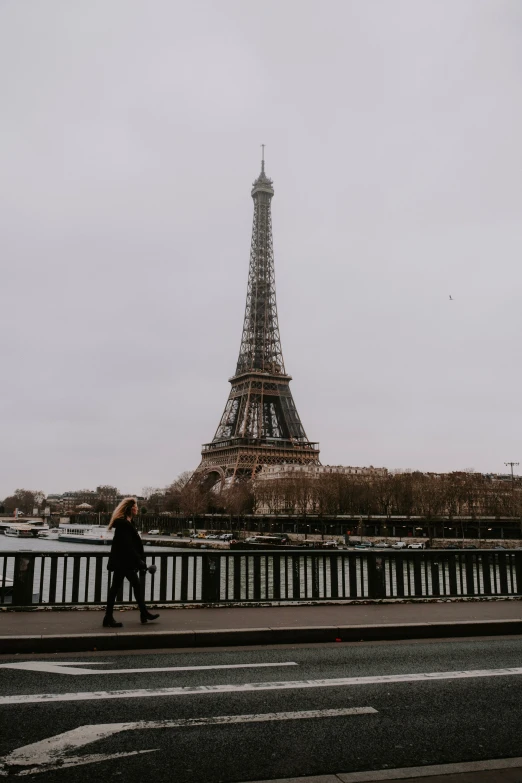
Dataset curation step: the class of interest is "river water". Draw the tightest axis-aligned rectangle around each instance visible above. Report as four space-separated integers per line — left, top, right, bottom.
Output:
0 535 183 555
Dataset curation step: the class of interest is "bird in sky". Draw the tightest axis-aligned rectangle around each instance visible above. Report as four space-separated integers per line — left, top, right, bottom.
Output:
449 295 453 301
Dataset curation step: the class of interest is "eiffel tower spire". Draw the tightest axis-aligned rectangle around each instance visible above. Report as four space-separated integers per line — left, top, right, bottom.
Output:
195 154 320 484
235 153 283 377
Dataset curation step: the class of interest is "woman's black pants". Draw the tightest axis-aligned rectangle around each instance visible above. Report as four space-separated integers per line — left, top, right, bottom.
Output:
106 569 147 616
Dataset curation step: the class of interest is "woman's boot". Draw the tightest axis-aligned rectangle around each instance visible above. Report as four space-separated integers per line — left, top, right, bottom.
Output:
103 614 123 628
140 610 160 624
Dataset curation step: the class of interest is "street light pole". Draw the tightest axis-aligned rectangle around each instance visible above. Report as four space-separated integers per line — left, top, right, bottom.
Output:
504 462 519 482
505 462 519 524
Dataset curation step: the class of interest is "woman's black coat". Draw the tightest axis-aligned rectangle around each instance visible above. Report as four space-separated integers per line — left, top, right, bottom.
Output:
107 518 146 572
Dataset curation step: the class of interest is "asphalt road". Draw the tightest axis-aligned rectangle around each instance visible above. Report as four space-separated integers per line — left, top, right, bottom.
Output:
1 637 522 781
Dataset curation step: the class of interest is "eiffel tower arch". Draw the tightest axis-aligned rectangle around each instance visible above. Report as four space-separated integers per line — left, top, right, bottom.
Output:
194 154 320 486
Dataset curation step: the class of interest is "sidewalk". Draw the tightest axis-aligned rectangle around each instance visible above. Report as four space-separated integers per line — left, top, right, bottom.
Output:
244 756 522 781
1 600 522 654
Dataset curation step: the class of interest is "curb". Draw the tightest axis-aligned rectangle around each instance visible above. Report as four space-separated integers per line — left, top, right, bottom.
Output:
242 755 522 782
1 619 522 654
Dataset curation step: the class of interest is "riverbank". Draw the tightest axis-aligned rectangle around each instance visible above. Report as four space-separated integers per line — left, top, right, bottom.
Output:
0 535 184 554
143 534 522 550
2 531 519 553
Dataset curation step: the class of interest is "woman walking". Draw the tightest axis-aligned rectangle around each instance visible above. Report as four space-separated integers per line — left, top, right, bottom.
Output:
103 496 159 628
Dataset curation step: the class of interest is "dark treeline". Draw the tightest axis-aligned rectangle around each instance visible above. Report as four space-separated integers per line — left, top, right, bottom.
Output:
2 471 521 522
255 471 522 519
131 471 522 521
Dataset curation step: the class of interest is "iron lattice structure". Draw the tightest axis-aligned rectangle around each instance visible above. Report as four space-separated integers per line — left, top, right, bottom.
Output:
195 157 320 485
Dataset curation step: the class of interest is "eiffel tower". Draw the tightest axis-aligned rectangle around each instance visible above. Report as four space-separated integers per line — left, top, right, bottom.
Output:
195 152 320 485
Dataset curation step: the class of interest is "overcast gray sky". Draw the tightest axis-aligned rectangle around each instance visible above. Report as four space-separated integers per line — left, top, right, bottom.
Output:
1 0 521 498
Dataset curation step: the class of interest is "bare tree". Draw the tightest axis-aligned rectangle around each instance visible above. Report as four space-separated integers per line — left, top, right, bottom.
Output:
142 487 161 500
3 489 46 514
146 491 166 514
164 471 195 513
316 474 341 517
179 482 209 518
373 475 395 517
222 481 254 522
254 477 284 515
389 474 414 517
168 472 194 493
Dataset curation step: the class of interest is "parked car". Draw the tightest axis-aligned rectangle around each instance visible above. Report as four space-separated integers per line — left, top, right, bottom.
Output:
323 540 339 549
147 529 160 536
407 542 424 550
354 541 372 549
374 542 390 548
219 533 234 541
206 534 219 539
391 541 407 549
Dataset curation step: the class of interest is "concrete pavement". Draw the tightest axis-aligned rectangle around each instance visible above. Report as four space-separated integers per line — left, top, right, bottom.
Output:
1 599 522 654
3 640 522 781
245 759 522 781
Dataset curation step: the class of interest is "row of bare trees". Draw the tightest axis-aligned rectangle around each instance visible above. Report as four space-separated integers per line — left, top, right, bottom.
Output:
255 471 522 518
137 470 522 520
0 488 45 515
142 473 255 519
3 471 520 521
0 477 255 520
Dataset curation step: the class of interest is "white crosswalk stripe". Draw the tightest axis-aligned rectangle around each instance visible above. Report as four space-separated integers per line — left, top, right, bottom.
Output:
0 660 298 676
2 666 522 705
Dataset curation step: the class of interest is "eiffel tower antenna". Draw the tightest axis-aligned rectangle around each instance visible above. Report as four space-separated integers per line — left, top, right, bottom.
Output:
194 156 320 486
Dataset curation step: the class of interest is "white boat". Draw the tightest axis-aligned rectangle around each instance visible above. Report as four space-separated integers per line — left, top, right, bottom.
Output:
0 520 49 536
37 529 60 540
57 524 114 545
5 525 35 538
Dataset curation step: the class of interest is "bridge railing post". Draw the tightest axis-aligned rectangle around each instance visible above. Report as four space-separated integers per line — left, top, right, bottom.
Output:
201 554 221 602
367 553 386 599
12 555 35 606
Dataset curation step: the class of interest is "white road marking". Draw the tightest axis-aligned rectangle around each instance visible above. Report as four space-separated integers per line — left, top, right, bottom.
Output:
2 666 522 705
0 707 376 776
0 660 298 676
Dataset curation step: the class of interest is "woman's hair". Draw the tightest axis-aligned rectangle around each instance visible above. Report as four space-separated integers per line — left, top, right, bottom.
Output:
108 497 137 529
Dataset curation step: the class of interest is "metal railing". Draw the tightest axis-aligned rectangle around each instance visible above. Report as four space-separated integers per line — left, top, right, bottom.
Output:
201 438 320 452
1 549 522 607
